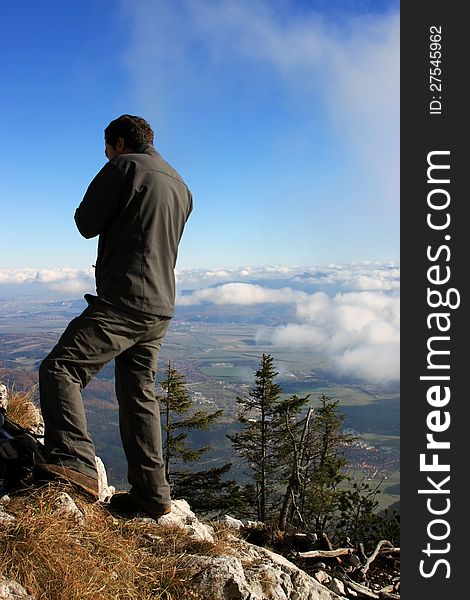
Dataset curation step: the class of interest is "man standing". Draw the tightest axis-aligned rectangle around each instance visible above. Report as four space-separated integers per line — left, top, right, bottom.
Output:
38 115 192 518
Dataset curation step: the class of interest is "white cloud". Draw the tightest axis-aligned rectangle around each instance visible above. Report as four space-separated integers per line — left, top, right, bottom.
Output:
175 265 306 291
122 0 399 213
0 263 399 382
178 282 305 305
335 343 399 383
1 262 399 294
175 262 400 291
270 323 326 347
350 275 400 291
0 268 38 284
269 290 400 382
0 268 94 296
174 264 400 383
292 264 400 291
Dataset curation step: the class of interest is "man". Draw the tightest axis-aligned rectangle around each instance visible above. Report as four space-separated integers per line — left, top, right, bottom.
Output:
37 115 192 518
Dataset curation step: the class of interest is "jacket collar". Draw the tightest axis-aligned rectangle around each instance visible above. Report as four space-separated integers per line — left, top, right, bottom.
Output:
134 142 157 155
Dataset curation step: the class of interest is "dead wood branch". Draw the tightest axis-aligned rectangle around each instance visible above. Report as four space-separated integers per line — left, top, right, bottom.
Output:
378 583 400 598
298 547 357 559
321 532 334 551
361 540 394 576
382 547 400 556
330 570 379 599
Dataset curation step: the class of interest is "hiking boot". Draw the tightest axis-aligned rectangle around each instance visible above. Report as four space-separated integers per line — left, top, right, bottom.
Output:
35 463 99 499
107 491 171 520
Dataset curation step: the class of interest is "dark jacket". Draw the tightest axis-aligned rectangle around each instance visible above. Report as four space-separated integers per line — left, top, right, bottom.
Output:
74 144 192 317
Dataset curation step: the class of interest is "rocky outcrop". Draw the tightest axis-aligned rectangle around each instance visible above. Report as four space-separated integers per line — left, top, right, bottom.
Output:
0 381 398 599
0 577 32 600
186 542 345 600
0 493 344 600
95 456 114 502
0 385 8 413
158 500 344 599
158 498 216 542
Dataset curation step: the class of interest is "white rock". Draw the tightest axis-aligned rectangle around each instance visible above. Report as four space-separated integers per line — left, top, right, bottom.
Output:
314 570 331 585
157 499 215 542
24 403 44 437
0 508 15 526
185 539 345 600
95 456 115 502
244 519 265 528
0 384 8 412
0 577 32 599
248 545 343 600
52 492 84 524
188 555 253 599
329 578 346 596
219 514 244 530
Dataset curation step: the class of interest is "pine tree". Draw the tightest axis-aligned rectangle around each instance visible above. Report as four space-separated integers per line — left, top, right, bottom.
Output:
172 463 245 516
274 393 312 530
299 395 354 534
273 394 356 532
227 353 282 522
157 361 223 482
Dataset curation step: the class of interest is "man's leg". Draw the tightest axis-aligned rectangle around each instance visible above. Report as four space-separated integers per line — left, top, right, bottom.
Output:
39 299 141 478
114 317 171 510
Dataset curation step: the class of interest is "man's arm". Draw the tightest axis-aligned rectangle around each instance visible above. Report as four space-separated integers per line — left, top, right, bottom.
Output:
74 162 126 239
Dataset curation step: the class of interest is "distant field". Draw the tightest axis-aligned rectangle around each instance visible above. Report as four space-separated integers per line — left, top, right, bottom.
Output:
280 383 379 406
344 469 400 512
361 433 400 449
200 366 255 380
1 315 400 510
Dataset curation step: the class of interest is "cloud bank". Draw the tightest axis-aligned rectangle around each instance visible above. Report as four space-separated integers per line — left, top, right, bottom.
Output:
178 283 305 306
176 263 399 383
180 284 399 383
268 291 399 383
0 268 94 296
175 262 400 291
0 262 399 296
0 262 399 383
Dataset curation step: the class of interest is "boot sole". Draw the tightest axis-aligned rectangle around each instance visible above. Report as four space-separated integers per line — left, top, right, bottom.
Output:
35 464 99 499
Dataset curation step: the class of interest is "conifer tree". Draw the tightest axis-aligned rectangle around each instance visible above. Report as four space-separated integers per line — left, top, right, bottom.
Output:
228 353 282 522
274 394 355 532
157 361 223 482
274 393 312 530
298 395 353 534
172 463 245 516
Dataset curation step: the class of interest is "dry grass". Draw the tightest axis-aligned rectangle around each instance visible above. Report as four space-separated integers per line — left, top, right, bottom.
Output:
0 387 235 599
4 387 42 432
0 483 234 599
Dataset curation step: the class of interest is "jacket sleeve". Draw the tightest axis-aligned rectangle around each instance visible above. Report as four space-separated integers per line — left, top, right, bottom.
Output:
74 162 126 239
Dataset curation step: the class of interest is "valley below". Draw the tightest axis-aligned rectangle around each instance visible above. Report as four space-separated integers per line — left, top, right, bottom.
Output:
0 295 400 512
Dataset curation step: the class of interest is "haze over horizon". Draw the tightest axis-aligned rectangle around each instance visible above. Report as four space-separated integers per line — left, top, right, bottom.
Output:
0 262 399 384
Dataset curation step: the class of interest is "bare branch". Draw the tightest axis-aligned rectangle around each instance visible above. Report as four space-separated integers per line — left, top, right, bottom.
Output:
361 540 394 576
330 570 380 599
298 548 357 559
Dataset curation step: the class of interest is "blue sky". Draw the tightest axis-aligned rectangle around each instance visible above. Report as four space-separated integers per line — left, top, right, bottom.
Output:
0 0 399 270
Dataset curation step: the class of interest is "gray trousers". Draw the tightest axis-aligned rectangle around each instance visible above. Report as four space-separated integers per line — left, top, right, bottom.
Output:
39 296 171 509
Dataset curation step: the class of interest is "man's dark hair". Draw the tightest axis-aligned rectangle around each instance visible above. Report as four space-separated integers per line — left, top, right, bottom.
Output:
105 114 154 149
